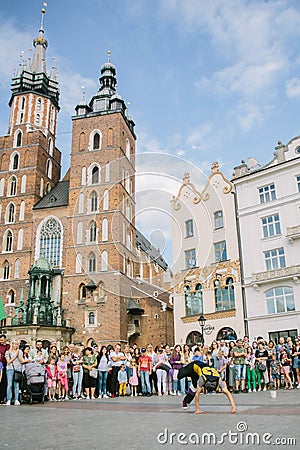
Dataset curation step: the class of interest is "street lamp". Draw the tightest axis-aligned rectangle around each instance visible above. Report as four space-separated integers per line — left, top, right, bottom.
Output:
198 314 206 344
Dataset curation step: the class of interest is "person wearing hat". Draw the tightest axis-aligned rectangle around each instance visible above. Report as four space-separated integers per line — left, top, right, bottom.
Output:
138 348 152 396
178 360 236 414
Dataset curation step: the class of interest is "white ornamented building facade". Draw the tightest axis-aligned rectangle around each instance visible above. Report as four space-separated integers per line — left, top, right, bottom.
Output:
233 140 300 342
172 163 245 346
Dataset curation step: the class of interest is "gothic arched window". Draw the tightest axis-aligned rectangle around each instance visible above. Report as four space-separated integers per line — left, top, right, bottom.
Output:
90 191 98 212
88 252 96 273
3 260 10 280
5 230 13 252
8 176 17 196
101 250 108 271
91 166 99 184
10 152 20 171
39 217 62 267
93 132 100 150
6 203 15 223
89 221 97 242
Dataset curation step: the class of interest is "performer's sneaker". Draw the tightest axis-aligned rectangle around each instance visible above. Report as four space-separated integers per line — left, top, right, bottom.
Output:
182 400 188 409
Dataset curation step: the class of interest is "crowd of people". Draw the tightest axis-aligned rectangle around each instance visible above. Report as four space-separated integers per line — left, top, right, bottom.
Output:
0 333 299 406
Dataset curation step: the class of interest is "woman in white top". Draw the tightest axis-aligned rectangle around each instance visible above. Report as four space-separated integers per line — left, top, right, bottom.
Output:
5 340 23 405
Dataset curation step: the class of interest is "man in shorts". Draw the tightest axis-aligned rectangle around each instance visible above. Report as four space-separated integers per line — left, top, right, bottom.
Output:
178 360 236 414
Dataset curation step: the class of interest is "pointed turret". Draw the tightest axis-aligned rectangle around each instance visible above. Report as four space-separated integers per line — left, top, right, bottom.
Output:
31 4 48 73
9 3 59 109
74 51 135 135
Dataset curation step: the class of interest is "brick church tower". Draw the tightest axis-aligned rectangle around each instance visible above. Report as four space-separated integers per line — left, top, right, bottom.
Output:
0 5 61 309
62 52 140 343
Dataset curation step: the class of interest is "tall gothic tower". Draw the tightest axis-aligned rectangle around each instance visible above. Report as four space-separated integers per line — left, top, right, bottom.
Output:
63 53 139 343
0 6 61 308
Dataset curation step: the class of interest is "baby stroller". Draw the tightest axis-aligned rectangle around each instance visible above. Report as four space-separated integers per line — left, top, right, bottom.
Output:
20 362 46 404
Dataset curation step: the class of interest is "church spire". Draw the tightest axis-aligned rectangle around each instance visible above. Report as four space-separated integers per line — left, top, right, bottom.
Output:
31 3 48 73
10 2 59 109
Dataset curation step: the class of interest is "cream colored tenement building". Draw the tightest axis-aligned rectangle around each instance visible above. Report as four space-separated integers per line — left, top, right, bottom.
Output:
172 163 245 345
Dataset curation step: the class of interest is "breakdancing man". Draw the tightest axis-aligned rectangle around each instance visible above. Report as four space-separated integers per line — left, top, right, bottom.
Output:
178 360 236 414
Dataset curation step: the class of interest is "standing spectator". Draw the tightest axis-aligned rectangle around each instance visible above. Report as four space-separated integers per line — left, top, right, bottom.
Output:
82 347 97 399
138 347 152 396
48 345 58 363
124 344 132 378
217 350 228 382
146 344 157 394
5 340 23 405
280 349 293 389
276 337 290 359
117 364 128 397
245 347 256 392
97 345 109 398
170 345 184 395
182 344 193 393
292 339 300 388
164 345 173 395
255 342 269 391
211 341 219 370
57 353 69 400
110 343 126 398
128 358 139 396
233 339 247 393
71 345 84 399
219 340 229 357
192 347 204 362
227 349 235 392
266 341 276 383
270 353 281 389
0 334 10 403
30 339 48 363
153 347 169 396
46 357 58 401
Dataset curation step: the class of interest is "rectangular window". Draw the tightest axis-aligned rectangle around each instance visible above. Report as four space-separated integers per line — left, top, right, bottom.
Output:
185 249 196 269
185 219 194 238
214 210 224 229
297 175 300 193
269 329 297 345
214 241 227 262
258 183 276 203
261 214 281 238
264 247 286 271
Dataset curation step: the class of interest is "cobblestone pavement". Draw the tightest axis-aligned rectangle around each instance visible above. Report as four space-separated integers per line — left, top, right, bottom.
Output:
1 390 299 450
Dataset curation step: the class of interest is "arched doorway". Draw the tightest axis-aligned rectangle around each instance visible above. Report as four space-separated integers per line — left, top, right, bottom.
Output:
186 330 203 346
216 327 237 341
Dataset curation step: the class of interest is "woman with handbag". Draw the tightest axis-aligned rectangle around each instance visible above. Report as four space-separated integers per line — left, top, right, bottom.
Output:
82 347 97 399
71 345 84 399
5 340 23 405
255 342 269 391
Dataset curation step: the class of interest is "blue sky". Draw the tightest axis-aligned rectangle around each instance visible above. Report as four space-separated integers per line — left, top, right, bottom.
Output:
1 0 300 265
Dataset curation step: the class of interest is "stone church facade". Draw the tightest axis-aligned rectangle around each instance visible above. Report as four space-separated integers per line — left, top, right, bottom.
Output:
0 7 173 349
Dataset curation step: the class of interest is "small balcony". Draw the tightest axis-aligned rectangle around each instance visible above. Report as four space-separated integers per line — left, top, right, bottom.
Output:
252 264 300 286
286 225 300 243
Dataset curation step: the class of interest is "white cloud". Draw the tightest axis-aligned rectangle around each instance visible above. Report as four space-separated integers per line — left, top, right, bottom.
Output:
159 0 300 131
59 71 97 114
286 78 300 98
185 123 213 149
0 22 32 88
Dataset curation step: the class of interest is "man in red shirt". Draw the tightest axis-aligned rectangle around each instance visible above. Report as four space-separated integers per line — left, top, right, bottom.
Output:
0 334 10 403
138 348 152 396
